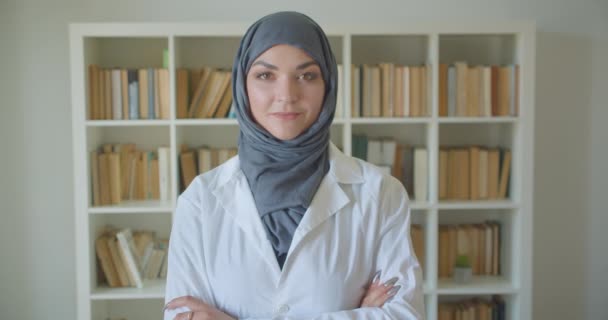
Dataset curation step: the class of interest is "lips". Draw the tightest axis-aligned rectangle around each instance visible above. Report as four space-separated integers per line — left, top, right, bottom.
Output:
271 112 301 120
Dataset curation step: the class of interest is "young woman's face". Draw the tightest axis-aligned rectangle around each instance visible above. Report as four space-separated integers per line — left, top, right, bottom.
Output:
246 44 325 141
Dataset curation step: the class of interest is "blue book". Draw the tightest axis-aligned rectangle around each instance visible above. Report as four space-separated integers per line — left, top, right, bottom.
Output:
147 68 155 119
127 70 139 120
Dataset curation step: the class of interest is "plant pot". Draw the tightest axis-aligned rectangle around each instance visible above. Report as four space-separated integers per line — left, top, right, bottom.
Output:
453 267 472 283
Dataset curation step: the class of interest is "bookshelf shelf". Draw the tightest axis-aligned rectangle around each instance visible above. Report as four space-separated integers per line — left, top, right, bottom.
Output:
350 117 432 124
437 117 518 124
86 120 171 127
88 200 173 214
436 276 515 295
174 119 238 126
91 279 166 300
71 22 535 320
436 200 518 210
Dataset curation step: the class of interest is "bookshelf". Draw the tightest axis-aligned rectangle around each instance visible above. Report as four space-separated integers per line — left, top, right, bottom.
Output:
71 22 535 320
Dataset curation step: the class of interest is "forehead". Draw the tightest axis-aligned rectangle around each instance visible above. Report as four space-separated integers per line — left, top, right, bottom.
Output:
252 44 317 65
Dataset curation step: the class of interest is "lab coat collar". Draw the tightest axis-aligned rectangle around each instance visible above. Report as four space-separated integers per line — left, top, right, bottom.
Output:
211 142 364 278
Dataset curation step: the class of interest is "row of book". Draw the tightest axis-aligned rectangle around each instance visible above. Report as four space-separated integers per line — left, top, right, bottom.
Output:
352 136 428 201
439 147 511 200
90 144 171 206
88 65 170 120
179 145 238 191
439 63 519 117
176 68 235 119
88 61 519 121
438 222 502 278
410 221 502 277
95 227 168 288
438 296 506 320
351 63 429 118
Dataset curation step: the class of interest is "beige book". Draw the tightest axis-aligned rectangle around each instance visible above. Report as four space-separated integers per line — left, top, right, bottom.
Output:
371 66 381 117
469 146 480 200
439 149 449 200
105 234 130 287
90 151 100 206
154 69 161 119
176 68 189 119
188 67 214 118
180 151 198 190
455 62 468 117
150 159 160 199
108 153 121 204
98 153 111 205
121 69 129 119
203 71 231 118
394 65 404 117
214 81 233 118
138 69 149 119
479 148 489 199
409 66 421 117
487 149 500 198
95 235 120 287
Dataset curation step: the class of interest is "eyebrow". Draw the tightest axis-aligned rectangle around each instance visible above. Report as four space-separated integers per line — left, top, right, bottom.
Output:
251 60 318 70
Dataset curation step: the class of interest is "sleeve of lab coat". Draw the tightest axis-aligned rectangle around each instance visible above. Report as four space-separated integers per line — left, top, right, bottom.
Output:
164 195 216 320
244 176 426 320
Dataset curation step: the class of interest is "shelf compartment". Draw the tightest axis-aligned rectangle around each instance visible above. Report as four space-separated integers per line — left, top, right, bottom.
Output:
88 213 172 298
437 209 515 286
437 294 513 320
85 37 168 69
439 34 517 66
352 35 429 66
91 299 164 320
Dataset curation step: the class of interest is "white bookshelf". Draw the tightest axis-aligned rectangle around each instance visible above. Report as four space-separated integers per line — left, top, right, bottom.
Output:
71 21 535 320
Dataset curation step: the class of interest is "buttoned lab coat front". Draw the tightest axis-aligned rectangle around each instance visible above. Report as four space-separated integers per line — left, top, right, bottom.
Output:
164 143 425 320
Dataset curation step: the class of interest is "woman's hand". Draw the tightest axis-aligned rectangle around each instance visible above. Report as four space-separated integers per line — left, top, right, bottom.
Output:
360 271 401 308
164 296 236 320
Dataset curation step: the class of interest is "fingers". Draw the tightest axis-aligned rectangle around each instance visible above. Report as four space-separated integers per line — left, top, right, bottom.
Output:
174 311 194 320
165 295 207 311
372 284 401 306
360 276 402 308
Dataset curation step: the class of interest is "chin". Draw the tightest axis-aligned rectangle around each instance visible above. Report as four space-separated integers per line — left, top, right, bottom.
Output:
270 129 303 141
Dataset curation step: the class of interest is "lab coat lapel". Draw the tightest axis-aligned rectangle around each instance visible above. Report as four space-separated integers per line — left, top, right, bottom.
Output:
286 172 350 259
213 171 282 277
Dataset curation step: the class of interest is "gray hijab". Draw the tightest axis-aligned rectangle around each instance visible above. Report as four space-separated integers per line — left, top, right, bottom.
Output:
232 11 338 269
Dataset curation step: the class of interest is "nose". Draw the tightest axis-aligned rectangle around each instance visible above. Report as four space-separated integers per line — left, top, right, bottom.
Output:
276 76 299 103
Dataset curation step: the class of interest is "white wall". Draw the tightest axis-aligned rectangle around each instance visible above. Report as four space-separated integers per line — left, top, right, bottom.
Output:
0 0 606 319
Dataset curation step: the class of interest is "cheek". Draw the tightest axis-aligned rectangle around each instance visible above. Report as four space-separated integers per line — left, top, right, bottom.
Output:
246 82 271 121
306 84 325 116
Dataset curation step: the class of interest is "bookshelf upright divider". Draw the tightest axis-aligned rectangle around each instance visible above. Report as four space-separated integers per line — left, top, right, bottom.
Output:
71 22 535 320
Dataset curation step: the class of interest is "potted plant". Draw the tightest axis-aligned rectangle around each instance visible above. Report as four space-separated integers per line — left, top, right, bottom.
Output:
453 254 472 283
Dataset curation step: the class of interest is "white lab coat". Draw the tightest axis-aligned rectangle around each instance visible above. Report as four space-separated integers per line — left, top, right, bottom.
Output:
164 143 425 320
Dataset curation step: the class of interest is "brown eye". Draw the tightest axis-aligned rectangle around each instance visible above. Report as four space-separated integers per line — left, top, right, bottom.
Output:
299 72 318 81
255 72 271 80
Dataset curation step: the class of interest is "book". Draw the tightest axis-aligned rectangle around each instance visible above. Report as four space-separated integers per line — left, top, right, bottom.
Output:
115 228 143 288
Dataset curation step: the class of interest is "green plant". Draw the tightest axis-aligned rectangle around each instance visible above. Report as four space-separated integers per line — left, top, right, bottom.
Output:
454 254 471 268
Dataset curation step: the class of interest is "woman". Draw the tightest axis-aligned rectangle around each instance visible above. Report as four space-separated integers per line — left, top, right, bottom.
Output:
164 11 424 320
